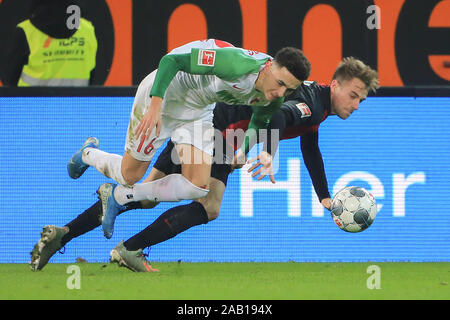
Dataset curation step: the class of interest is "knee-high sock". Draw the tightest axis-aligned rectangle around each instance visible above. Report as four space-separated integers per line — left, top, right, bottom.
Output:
113 174 209 205
124 201 208 251
82 148 127 186
61 200 142 246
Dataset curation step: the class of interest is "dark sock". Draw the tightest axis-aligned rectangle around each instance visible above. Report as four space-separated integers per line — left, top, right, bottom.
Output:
124 201 209 251
61 200 142 246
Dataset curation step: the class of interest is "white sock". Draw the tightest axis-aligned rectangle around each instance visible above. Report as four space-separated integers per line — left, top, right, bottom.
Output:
82 148 127 186
113 174 209 205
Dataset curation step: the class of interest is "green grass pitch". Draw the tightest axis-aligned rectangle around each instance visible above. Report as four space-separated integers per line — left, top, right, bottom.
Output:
0 262 448 300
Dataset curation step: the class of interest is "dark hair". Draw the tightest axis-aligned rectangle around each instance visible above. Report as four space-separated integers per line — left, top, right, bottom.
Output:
332 57 379 93
274 47 311 81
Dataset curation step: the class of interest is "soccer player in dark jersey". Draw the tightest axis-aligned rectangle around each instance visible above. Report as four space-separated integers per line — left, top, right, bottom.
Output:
30 57 378 272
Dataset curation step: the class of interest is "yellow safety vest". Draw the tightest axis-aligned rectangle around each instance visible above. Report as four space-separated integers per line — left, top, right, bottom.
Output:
17 18 97 86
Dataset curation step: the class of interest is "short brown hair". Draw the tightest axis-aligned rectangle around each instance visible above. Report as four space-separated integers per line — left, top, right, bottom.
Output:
274 47 311 82
332 57 379 93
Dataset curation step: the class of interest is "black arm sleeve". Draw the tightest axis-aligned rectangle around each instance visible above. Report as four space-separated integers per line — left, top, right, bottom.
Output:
2 27 29 86
263 108 296 155
300 132 331 202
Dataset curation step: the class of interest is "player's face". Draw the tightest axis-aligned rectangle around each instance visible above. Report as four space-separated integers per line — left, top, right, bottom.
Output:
330 77 368 119
261 61 301 101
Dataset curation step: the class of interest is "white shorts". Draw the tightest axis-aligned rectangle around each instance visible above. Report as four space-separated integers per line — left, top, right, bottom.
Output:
124 70 215 162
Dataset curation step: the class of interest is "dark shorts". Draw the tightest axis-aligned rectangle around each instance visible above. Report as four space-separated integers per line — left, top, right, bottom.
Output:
153 140 232 186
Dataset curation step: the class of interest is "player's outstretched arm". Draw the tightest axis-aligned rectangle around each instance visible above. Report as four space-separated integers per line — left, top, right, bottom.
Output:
300 132 331 210
240 98 283 155
245 106 289 183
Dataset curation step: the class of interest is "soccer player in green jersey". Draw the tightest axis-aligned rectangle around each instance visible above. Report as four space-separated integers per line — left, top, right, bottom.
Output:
67 39 310 238
30 57 379 272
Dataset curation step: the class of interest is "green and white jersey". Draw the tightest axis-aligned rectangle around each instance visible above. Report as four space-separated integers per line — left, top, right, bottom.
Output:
149 39 284 154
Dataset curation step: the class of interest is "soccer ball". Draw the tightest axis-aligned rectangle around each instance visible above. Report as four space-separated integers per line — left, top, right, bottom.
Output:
330 186 377 233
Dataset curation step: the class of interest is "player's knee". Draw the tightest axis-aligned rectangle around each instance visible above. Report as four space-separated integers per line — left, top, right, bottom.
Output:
122 174 139 187
195 199 220 221
121 168 144 186
121 157 148 186
206 207 220 221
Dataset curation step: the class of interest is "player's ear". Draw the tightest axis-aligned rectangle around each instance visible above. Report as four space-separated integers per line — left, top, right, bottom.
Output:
330 79 339 89
330 79 342 95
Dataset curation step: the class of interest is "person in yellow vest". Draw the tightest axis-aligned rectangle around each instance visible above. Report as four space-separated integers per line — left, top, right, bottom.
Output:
2 0 97 86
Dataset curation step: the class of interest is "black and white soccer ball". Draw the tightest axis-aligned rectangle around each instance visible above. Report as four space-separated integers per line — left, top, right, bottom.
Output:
330 186 377 233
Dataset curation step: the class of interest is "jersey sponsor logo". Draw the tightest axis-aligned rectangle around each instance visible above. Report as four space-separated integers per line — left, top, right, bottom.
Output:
198 49 216 67
296 103 312 118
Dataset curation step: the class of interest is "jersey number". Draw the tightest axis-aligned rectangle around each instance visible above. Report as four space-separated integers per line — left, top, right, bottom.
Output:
137 137 156 155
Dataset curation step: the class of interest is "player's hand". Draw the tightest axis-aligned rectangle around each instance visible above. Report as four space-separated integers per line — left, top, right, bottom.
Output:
231 149 247 173
321 198 332 211
135 97 163 142
247 151 276 184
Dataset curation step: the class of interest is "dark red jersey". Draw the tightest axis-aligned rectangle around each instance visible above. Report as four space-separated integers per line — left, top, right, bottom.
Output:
213 81 330 141
213 81 332 201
